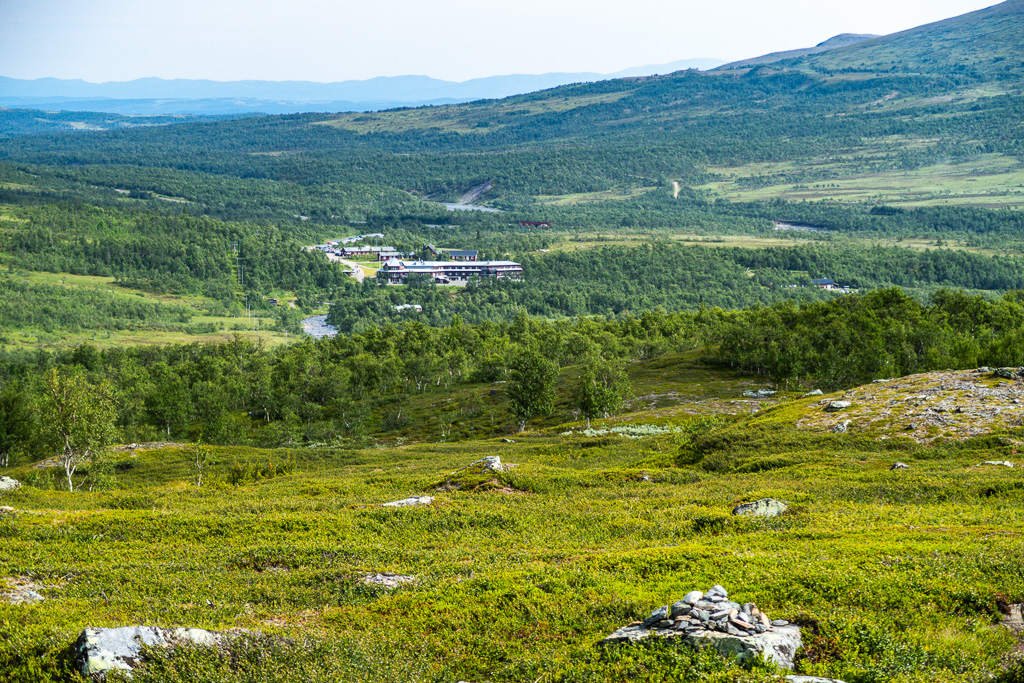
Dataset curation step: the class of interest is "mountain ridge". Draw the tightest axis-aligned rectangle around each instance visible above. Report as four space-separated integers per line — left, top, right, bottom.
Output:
0 59 723 116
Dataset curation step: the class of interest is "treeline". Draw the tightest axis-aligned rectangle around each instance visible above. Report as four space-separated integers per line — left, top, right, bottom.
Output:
715 288 1024 390
0 312 696 459
5 288 1024 464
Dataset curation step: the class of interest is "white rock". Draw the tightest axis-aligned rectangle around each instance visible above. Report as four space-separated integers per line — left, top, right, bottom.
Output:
786 677 848 683
732 498 788 518
382 496 434 507
832 420 852 434
74 626 222 677
979 461 1014 468
0 476 20 492
803 390 824 397
683 590 704 604
826 401 851 412
362 573 416 589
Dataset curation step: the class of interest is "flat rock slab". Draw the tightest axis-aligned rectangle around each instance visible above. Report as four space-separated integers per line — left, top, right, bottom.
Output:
732 498 788 518
74 626 222 677
601 624 802 670
0 476 20 492
382 496 434 507
362 573 416 589
826 401 852 412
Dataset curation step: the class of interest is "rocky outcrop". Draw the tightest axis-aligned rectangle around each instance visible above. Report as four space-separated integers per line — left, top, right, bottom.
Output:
600 585 802 669
793 369 1024 443
73 626 223 678
0 476 21 492
732 498 788 518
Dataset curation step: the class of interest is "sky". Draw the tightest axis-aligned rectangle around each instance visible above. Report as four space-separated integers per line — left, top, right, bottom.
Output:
0 0 1005 83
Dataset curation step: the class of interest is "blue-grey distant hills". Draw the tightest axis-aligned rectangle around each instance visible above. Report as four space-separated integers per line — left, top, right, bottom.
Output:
0 59 723 115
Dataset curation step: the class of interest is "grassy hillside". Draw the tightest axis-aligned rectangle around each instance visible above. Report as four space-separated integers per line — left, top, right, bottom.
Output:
2 366 1023 682
1 4 1023 219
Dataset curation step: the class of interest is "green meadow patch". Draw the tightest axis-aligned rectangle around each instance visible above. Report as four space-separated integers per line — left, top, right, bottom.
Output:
2 416 1024 682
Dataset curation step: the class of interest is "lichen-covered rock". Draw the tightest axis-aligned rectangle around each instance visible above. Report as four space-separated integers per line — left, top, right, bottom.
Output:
382 496 434 507
803 389 824 397
743 389 776 398
74 626 222 678
601 623 802 669
0 476 20 492
732 498 788 518
826 401 852 412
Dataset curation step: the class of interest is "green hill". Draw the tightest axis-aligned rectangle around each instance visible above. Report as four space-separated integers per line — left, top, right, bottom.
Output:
784 0 1024 79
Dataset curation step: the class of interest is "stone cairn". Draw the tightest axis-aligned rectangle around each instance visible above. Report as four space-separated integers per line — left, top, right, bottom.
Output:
634 584 787 638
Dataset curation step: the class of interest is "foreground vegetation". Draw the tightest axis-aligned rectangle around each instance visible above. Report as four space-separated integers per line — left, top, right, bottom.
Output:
3 379 1023 682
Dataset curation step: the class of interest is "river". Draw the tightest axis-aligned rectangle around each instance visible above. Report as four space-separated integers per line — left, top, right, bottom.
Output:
301 315 337 339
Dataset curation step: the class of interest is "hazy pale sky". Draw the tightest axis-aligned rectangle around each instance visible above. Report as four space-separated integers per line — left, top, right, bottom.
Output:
0 0 1004 83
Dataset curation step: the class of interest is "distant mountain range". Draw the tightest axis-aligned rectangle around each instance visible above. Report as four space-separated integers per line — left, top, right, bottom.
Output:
0 59 723 116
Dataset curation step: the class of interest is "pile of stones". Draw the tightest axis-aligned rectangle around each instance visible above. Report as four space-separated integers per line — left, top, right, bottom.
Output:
601 585 802 669
637 585 788 638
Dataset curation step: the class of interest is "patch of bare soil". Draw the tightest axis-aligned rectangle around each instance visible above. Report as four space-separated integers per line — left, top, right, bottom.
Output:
796 368 1024 443
2 576 48 605
113 442 183 452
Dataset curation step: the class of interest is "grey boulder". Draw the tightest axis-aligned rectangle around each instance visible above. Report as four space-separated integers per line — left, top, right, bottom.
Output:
825 401 851 412
0 476 20 492
742 389 776 399
732 498 788 518
74 626 222 678
601 623 803 670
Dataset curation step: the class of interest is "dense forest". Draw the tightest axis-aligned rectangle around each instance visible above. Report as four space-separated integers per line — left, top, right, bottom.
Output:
3 287 1024 469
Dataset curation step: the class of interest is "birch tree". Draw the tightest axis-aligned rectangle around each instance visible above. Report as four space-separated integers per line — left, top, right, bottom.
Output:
39 369 117 492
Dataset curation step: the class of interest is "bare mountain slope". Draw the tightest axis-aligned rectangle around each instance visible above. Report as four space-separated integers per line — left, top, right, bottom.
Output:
719 0 1024 79
716 33 878 70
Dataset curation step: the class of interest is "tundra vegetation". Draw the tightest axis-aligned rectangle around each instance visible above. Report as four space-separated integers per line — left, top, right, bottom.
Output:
3 2 1024 679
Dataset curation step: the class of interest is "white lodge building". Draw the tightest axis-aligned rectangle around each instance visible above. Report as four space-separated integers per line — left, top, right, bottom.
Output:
379 258 523 284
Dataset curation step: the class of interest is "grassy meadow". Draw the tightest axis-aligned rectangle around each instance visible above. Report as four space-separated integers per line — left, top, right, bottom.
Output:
3 359 1024 683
